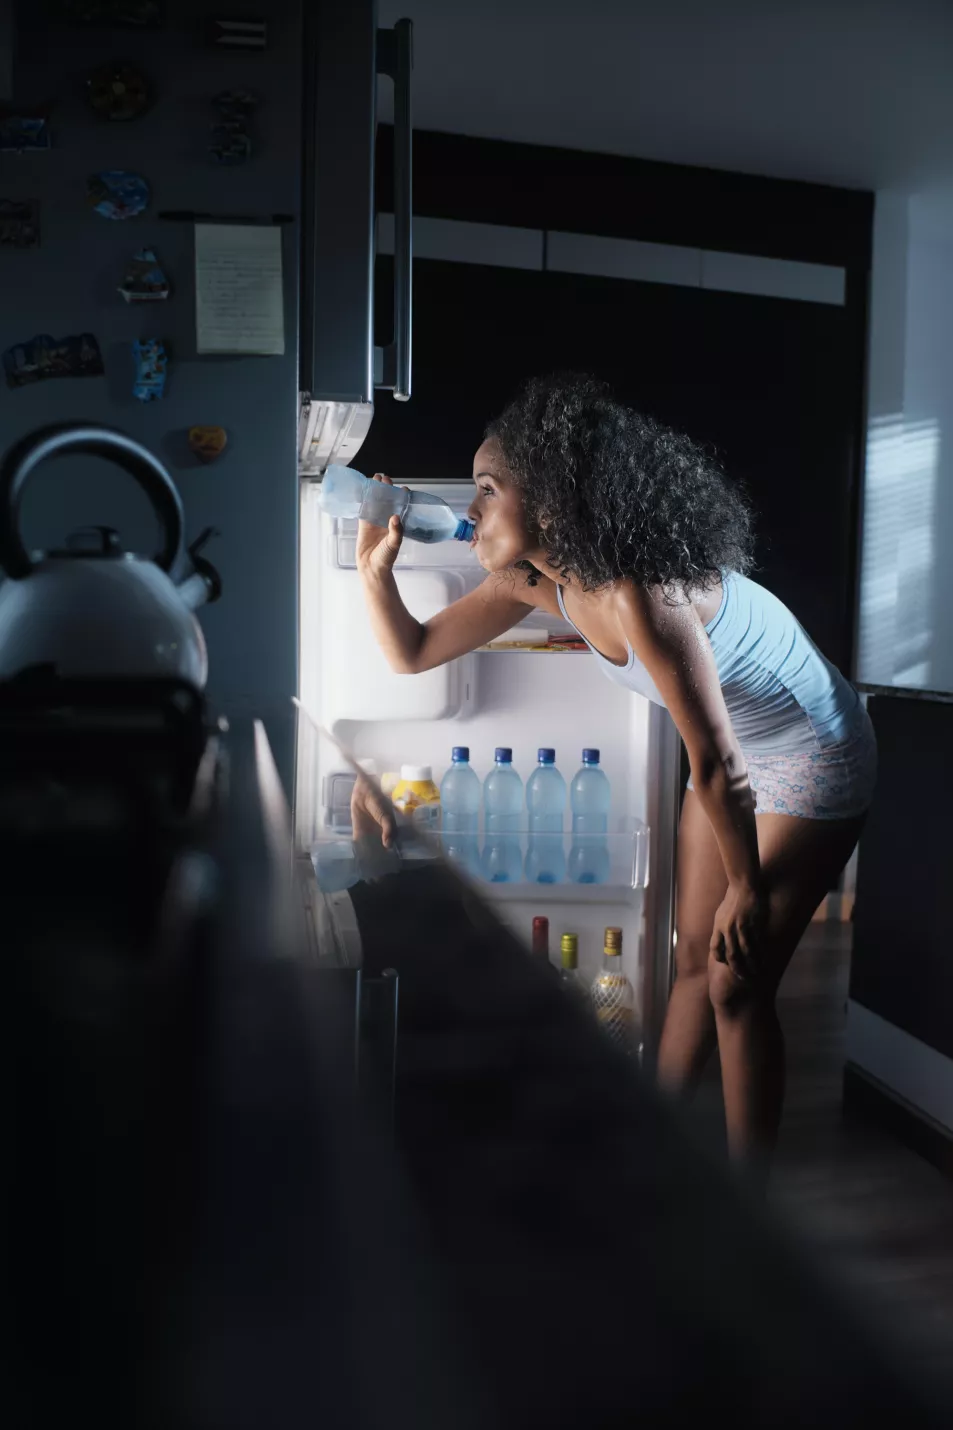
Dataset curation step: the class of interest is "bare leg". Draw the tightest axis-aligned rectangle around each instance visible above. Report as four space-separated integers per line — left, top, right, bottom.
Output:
708 808 866 1160
657 793 728 1091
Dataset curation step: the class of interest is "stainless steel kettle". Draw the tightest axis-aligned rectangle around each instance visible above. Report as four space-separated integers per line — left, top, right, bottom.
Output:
0 423 221 687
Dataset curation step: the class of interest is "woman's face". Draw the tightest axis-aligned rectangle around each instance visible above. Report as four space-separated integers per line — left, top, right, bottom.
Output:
467 438 536 573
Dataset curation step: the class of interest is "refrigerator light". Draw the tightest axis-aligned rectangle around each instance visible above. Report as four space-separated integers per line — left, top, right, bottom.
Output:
297 396 373 475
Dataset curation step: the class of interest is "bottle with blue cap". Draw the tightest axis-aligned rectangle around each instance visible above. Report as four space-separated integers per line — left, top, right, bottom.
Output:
524 747 566 884
318 464 475 545
568 748 611 884
481 747 524 883
440 746 481 877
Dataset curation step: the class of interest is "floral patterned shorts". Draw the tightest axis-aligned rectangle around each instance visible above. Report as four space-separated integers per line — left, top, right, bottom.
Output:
686 707 877 819
744 708 877 820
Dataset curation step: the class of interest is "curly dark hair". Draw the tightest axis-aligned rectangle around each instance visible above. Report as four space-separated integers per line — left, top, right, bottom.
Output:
485 373 754 592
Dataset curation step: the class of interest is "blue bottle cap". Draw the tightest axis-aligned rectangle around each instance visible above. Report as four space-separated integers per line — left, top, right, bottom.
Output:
452 746 470 762
537 748 556 763
454 518 476 542
495 747 513 763
582 748 600 764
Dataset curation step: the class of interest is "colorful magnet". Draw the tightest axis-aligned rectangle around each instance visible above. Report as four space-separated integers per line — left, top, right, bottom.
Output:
87 170 150 220
209 89 257 164
206 17 266 50
86 62 152 122
0 112 51 152
132 339 167 401
0 199 40 249
61 0 164 25
188 426 228 464
118 248 170 302
3 333 104 389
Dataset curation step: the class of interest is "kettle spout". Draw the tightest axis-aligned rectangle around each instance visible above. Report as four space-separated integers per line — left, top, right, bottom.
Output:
177 526 223 612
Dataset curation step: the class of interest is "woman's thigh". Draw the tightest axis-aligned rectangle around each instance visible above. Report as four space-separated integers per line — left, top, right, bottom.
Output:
674 793 729 977
676 792 865 988
743 808 865 992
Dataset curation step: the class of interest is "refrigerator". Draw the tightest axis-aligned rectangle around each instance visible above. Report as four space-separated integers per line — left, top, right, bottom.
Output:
295 479 683 1042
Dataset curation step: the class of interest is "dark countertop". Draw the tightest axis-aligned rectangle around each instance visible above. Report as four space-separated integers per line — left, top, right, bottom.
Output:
343 854 946 1428
858 682 953 704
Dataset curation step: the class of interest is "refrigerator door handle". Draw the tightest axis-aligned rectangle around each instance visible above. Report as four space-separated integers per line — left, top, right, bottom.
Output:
376 18 413 402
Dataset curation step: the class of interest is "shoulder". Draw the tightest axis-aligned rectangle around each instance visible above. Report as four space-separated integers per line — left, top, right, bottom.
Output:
482 567 562 617
612 580 694 635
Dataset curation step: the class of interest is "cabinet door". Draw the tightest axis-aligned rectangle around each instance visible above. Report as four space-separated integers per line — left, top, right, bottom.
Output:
367 257 856 669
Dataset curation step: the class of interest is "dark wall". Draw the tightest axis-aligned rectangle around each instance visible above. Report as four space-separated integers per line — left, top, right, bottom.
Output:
371 127 873 673
2 1 302 788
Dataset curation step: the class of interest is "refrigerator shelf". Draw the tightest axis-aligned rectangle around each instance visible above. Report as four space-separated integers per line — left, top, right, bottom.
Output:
475 644 590 654
483 880 643 904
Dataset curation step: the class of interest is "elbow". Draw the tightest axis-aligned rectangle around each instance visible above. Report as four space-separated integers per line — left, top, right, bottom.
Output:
385 651 421 676
690 747 748 796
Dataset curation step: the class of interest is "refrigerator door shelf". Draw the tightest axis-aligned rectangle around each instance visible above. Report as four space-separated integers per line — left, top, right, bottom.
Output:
439 825 649 896
331 517 478 574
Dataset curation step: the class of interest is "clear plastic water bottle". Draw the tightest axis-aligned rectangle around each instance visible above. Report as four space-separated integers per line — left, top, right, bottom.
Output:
440 745 481 878
319 464 475 544
568 748 611 885
481 747 524 884
524 748 566 884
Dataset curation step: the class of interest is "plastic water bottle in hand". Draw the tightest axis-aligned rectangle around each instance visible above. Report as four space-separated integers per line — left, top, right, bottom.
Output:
568 748 611 885
320 465 474 544
440 746 481 877
524 748 567 883
481 747 524 884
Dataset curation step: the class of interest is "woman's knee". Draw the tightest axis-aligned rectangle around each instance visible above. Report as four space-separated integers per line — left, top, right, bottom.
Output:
707 953 762 1015
673 933 713 984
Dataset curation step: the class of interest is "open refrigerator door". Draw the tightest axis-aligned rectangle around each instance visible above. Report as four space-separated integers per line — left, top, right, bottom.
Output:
296 477 681 1050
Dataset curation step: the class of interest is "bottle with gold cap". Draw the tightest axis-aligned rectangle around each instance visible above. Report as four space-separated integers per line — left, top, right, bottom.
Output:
590 926 638 1052
557 931 587 1003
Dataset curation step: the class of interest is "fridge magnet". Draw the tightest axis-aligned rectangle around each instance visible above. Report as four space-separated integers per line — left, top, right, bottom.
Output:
87 170 150 220
209 89 257 164
188 425 228 464
61 0 164 25
132 338 168 401
0 200 40 249
0 111 52 152
118 247 170 302
86 62 152 122
3 332 104 389
206 17 267 50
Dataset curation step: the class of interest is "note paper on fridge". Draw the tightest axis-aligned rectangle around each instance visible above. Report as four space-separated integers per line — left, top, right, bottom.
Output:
194 223 285 355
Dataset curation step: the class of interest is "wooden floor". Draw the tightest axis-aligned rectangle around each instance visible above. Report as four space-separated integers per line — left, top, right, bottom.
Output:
687 922 953 1394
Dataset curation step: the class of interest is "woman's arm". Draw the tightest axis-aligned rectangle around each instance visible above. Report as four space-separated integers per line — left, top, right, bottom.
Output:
616 583 764 975
357 507 535 673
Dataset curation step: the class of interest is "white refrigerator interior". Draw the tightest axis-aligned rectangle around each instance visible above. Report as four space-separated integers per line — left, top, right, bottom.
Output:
297 478 678 1004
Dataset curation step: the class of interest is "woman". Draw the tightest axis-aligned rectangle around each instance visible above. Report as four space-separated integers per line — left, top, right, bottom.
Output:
356 374 876 1162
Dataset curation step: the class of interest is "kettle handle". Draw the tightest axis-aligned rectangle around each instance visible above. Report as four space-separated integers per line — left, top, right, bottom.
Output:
0 423 185 579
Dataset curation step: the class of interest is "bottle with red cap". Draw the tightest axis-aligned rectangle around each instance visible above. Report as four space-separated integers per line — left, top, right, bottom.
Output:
531 915 550 962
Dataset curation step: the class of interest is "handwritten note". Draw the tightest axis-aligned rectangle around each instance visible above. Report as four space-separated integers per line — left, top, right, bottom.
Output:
194 223 285 355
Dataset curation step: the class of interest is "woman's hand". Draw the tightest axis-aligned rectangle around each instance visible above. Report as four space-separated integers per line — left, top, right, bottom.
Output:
350 772 397 849
710 880 768 983
356 472 404 581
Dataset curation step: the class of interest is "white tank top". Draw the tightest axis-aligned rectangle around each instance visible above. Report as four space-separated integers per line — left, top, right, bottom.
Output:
556 573 861 756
